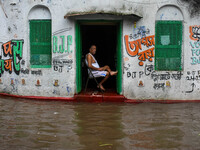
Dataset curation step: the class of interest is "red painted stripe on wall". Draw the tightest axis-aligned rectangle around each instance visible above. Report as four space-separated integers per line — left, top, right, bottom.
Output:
1 93 200 103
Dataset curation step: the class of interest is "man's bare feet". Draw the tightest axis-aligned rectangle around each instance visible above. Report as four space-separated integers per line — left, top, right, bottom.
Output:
97 84 105 91
110 71 118 76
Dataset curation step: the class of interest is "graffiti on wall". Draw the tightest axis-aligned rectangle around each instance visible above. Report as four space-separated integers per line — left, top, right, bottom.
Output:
190 25 200 65
21 68 29 74
127 65 182 81
124 25 154 66
185 83 196 93
125 34 155 66
52 59 73 73
20 69 42 76
190 41 200 65
189 25 200 41
129 26 150 40
186 70 200 81
52 29 73 73
66 84 72 96
51 26 73 72
0 40 24 76
153 83 165 90
31 70 42 75
53 35 72 53
151 71 182 81
186 25 200 93
126 64 183 90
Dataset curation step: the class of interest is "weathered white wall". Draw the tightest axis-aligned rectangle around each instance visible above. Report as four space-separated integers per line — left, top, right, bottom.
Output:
0 2 8 42
0 0 199 100
0 0 75 97
123 0 200 100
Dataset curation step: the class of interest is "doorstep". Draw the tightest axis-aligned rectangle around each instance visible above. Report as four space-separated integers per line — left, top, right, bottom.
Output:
74 90 126 103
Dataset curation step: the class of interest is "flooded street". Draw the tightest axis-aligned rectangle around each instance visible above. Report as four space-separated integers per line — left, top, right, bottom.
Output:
0 96 200 150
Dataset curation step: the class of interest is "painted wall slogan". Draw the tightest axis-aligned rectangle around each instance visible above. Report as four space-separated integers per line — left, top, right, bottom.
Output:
126 64 183 90
52 59 73 73
0 40 24 76
129 25 150 40
53 35 72 53
125 34 155 66
189 25 200 41
190 25 200 65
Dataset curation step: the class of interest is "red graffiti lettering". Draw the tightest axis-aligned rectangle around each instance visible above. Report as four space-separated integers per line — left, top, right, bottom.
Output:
4 59 12 73
125 35 141 57
0 40 24 76
125 35 155 66
141 35 155 47
2 41 12 57
138 47 154 61
189 25 200 41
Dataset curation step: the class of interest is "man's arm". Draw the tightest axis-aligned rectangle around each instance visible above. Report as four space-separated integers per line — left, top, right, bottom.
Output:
87 54 101 71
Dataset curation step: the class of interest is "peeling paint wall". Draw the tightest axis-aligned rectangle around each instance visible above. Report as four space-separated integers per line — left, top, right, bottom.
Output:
0 0 75 97
179 0 200 17
122 0 200 100
0 0 200 100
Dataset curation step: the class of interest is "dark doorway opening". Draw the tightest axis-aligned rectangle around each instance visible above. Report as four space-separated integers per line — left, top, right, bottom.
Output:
81 25 117 91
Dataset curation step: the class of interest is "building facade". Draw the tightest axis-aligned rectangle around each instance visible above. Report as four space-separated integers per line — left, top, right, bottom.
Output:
0 0 200 101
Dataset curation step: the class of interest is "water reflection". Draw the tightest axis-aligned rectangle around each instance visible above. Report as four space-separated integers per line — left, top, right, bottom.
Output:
74 102 125 150
0 97 80 150
121 103 200 149
0 97 200 149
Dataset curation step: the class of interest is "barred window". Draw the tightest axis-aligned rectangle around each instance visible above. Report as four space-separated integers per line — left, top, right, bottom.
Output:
30 20 51 68
155 21 182 71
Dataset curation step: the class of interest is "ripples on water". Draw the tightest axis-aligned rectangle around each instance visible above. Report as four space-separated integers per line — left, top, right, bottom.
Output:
0 96 200 150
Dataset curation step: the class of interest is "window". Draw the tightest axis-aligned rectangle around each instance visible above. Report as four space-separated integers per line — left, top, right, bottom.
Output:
30 20 51 68
155 21 182 71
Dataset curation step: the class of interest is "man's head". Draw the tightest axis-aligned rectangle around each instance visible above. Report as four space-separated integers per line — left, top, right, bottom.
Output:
89 45 96 55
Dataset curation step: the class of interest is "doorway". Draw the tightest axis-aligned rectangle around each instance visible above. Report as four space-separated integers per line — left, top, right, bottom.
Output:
76 21 122 94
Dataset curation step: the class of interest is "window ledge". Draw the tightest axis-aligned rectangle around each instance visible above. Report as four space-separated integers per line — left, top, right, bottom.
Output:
31 65 51 68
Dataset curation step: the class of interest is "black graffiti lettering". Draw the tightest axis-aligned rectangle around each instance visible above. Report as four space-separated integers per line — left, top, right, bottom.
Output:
31 70 42 75
160 72 170 80
127 71 137 79
151 71 182 81
139 71 144 78
186 70 200 81
53 59 73 73
151 71 159 81
54 65 63 72
145 64 153 76
127 72 131 78
186 83 196 93
21 60 25 65
58 66 63 73
54 66 59 72
153 83 165 90
132 72 136 78
21 68 29 74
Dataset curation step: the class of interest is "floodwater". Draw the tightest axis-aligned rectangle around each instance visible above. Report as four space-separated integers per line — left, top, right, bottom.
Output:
0 97 200 150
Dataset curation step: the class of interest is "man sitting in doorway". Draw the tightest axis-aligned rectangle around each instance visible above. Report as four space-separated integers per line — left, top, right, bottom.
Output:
85 45 118 91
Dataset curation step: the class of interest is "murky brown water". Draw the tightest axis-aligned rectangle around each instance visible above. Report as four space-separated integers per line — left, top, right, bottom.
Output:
0 96 200 150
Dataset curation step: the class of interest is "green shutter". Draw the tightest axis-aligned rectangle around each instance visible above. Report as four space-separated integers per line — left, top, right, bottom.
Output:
30 20 51 68
155 21 182 71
